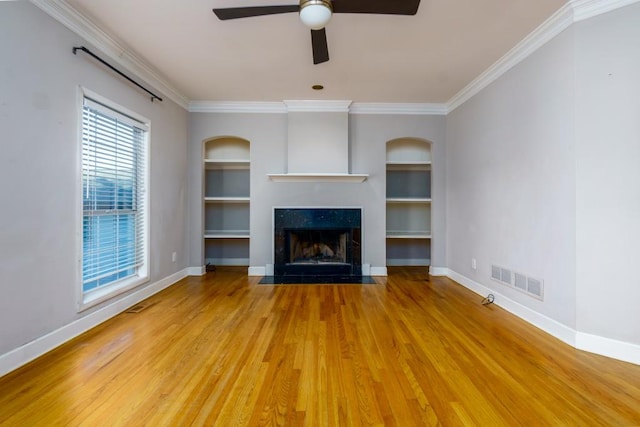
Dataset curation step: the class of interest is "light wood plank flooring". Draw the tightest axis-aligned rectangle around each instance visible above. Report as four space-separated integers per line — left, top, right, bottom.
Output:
1 267 639 426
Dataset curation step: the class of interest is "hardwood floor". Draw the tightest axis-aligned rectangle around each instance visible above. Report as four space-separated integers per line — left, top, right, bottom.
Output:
1 267 639 426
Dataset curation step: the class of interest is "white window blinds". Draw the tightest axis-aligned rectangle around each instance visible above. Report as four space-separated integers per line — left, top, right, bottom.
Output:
82 98 147 293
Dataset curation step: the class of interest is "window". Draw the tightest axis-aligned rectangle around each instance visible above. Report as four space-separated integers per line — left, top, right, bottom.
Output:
80 93 148 309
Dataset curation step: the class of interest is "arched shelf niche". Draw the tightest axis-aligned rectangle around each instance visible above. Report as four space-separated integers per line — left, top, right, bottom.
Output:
203 136 251 267
385 137 431 266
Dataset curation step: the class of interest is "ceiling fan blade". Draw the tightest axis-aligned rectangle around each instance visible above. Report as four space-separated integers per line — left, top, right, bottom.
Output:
332 0 420 15
213 5 299 20
311 28 329 65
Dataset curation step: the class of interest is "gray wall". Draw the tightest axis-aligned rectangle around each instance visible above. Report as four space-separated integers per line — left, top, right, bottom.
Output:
287 111 349 174
188 112 446 270
0 2 188 355
446 26 577 327
574 4 640 344
446 2 640 347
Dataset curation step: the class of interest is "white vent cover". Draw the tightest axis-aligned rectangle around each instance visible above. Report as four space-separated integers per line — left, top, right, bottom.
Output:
514 273 527 291
527 277 543 297
491 265 501 280
491 264 544 300
500 268 512 284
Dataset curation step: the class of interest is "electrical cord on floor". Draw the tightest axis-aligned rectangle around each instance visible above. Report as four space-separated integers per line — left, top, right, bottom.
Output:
481 294 495 305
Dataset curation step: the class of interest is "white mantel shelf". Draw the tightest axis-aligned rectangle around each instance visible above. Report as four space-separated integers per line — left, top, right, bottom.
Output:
267 173 368 183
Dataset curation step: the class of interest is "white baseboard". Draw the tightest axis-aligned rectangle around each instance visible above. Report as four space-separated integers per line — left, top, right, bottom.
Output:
362 264 371 275
370 266 388 276
187 266 205 276
429 266 449 276
205 258 249 266
446 269 639 365
386 258 430 266
576 332 640 366
0 268 189 378
248 266 266 276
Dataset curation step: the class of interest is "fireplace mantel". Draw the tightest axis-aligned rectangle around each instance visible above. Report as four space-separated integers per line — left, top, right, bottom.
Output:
267 173 368 183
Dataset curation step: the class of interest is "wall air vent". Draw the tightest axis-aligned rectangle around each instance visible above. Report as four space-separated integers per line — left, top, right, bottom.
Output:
500 268 512 284
514 273 527 291
527 277 543 298
491 265 501 281
491 264 544 301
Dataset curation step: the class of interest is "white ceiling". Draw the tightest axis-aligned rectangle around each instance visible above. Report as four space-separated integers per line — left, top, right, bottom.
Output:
63 0 567 104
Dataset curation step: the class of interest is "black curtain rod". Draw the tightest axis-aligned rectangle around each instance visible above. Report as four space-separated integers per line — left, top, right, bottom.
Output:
73 46 163 102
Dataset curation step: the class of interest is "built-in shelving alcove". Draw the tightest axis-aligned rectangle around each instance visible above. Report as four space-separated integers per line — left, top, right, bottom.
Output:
203 136 250 266
386 137 432 266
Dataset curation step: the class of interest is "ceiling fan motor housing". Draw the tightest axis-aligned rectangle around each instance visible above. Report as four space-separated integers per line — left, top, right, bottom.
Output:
299 0 333 29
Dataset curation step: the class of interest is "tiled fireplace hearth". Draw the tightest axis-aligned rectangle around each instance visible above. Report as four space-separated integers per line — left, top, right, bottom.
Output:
270 208 364 281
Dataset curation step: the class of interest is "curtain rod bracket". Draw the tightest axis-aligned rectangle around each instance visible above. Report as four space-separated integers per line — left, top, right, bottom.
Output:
73 46 163 103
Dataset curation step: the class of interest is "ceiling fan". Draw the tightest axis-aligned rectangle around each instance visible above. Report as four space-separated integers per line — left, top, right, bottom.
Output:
212 0 421 64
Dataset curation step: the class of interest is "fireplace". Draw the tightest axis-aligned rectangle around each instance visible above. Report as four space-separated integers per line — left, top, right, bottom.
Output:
274 208 362 277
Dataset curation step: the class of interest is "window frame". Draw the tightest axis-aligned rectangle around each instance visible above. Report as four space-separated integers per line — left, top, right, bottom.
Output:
77 88 150 312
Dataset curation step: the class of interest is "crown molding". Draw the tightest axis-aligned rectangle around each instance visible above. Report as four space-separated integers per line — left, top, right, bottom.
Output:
189 101 287 114
29 0 189 109
571 0 640 21
284 100 353 112
189 101 448 115
350 102 448 115
446 0 640 113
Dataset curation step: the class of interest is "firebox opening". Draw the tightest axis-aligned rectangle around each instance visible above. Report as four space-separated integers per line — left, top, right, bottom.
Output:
288 230 349 266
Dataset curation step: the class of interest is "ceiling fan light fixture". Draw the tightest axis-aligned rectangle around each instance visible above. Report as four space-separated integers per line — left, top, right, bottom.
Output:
299 0 332 30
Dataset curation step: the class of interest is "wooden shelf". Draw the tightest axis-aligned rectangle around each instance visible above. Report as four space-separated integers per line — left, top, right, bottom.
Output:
386 161 431 171
204 159 250 170
386 231 432 239
204 197 250 203
386 198 432 203
204 230 250 239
